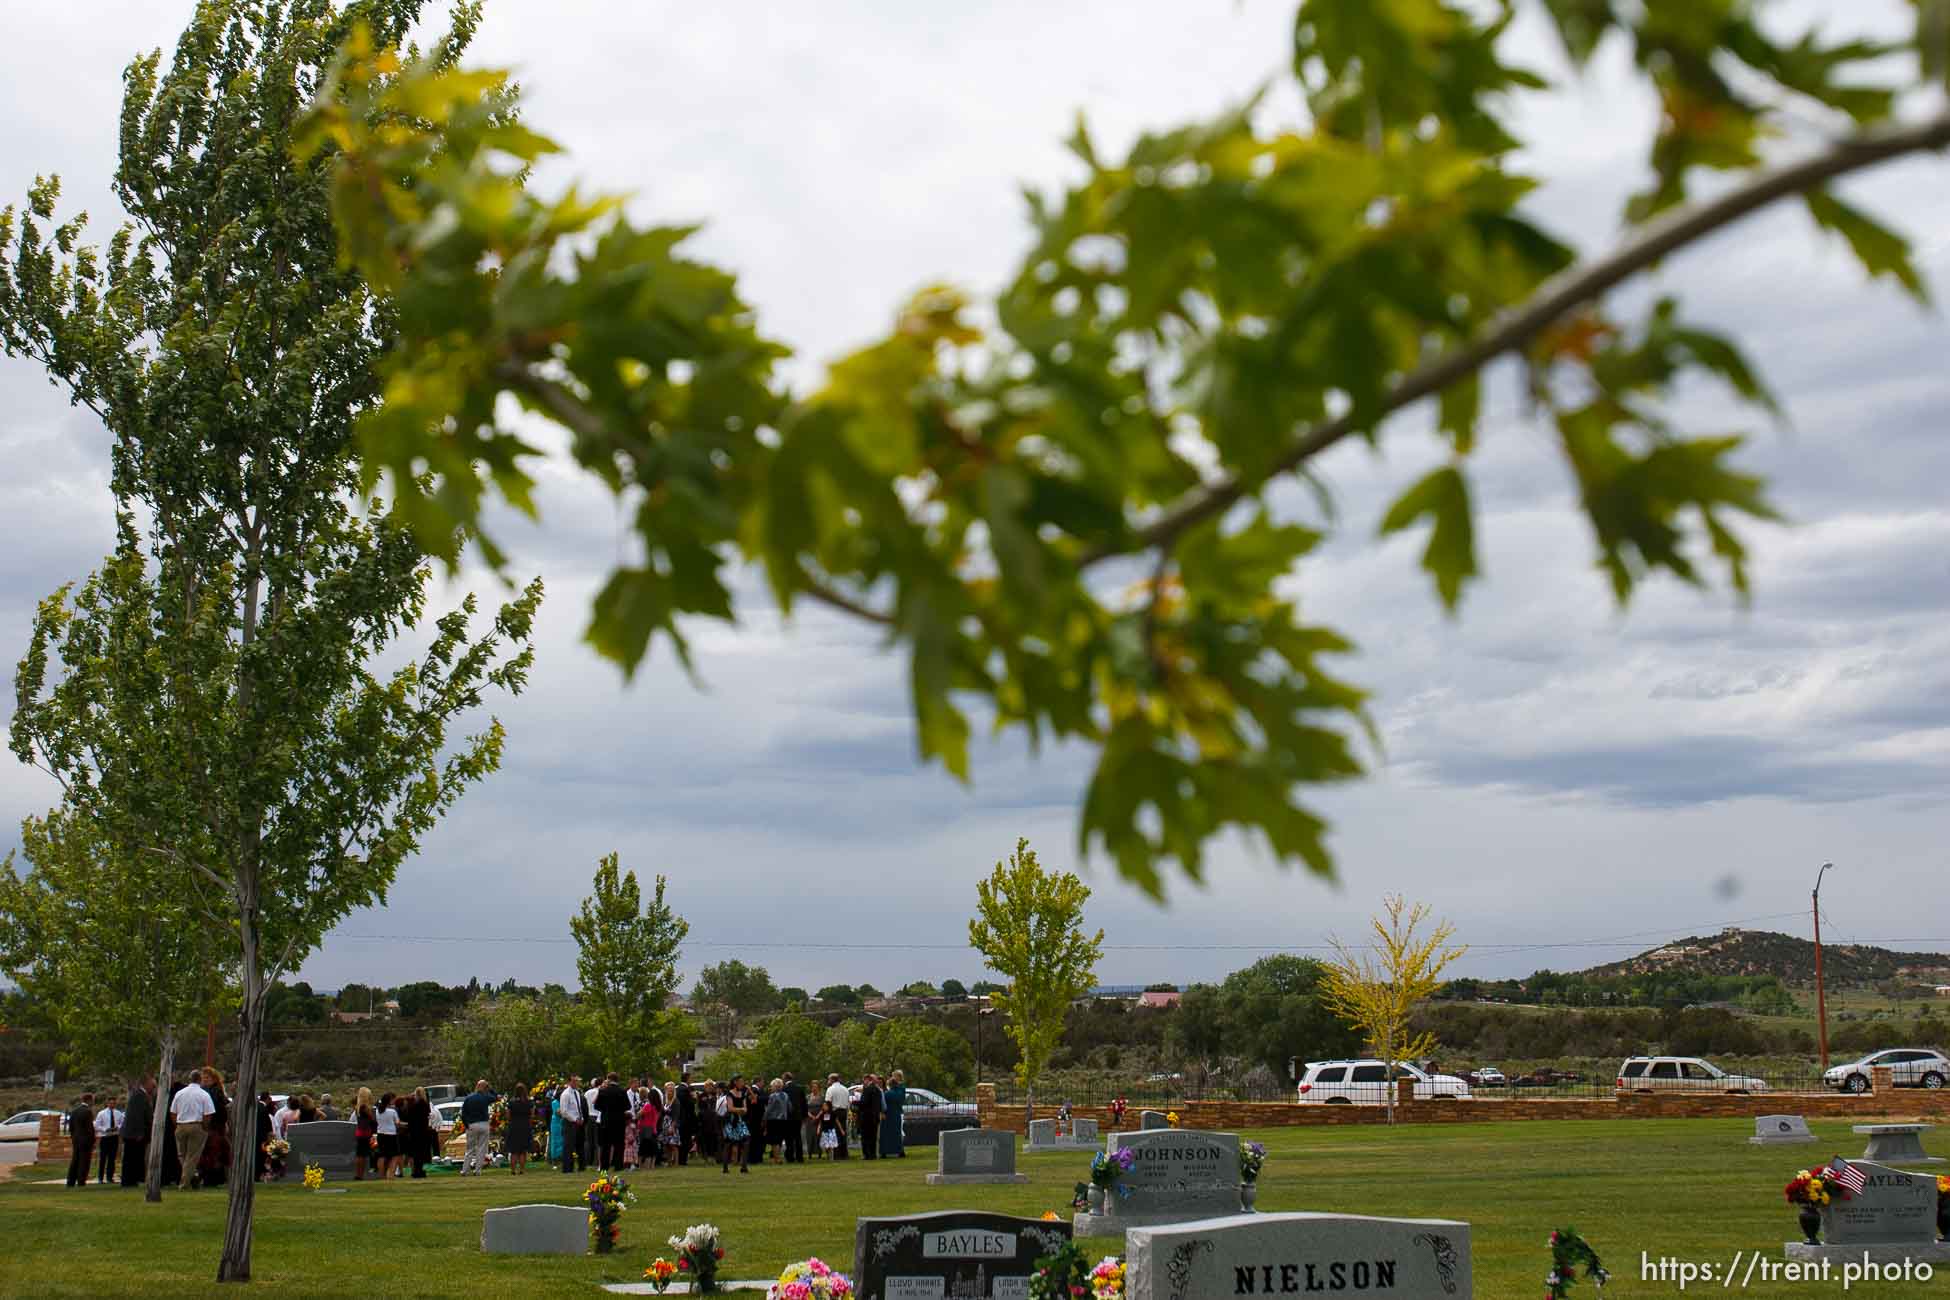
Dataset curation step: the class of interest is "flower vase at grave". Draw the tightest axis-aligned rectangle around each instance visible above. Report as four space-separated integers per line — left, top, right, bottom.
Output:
1087 1185 1106 1214
1798 1206 1822 1246
1240 1181 1257 1212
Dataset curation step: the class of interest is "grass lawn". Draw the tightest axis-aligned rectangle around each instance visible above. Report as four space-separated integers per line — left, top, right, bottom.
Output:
1 1117 1940 1297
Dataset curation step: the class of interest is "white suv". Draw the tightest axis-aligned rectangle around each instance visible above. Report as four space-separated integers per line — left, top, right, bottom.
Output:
1296 1059 1471 1104
1616 1056 1769 1093
1823 1048 1950 1094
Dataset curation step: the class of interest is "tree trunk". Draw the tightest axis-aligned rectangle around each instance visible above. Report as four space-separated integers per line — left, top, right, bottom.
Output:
217 896 262 1282
145 1031 176 1203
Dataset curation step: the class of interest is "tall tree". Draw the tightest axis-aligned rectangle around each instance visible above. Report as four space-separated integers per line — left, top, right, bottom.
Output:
1320 895 1467 1124
0 805 230 1202
1214 954 1362 1082
690 959 783 1045
0 0 537 1280
967 838 1104 1117
300 3 1947 901
569 853 689 1069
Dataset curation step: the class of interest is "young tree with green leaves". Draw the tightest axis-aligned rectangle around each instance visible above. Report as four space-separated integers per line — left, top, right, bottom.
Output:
298 0 1948 904
570 853 689 1069
691 959 784 1046
967 838 1104 1117
1320 896 1468 1124
0 0 538 1280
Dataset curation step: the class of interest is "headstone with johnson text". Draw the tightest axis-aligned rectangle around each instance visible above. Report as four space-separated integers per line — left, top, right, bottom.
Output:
1073 1130 1242 1236
1748 1115 1816 1145
1783 1159 1950 1267
1124 1212 1472 1300
926 1128 1028 1185
281 1120 358 1181
854 1210 1072 1300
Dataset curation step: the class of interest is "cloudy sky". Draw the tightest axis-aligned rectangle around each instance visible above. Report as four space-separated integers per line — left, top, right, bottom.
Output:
1 1 1945 997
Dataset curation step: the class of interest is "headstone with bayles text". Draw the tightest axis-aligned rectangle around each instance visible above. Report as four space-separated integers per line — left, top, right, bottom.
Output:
1855 1123 1945 1165
281 1120 358 1181
1073 1130 1242 1236
1125 1212 1472 1300
1783 1160 1950 1267
1140 1110 1169 1130
855 1209 1071 1300
480 1204 588 1255
1749 1115 1816 1145
926 1128 1028 1185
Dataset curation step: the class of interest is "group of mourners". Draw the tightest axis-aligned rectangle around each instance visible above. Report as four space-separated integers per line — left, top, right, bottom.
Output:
62 1067 264 1189
453 1067 914 1177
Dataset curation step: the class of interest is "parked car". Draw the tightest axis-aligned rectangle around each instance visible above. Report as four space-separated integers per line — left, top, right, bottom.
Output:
1295 1059 1472 1104
844 1084 976 1146
432 1099 464 1133
1823 1048 1950 1094
1511 1068 1584 1088
0 1109 60 1142
1462 1067 1506 1088
1616 1056 1769 1094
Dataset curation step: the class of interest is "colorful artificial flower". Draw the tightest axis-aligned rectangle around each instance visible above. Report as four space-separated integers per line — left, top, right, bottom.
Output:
644 1257 680 1294
302 1164 324 1190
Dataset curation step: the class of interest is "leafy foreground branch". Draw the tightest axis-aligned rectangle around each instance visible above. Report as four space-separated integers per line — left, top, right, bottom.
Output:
296 1 1948 898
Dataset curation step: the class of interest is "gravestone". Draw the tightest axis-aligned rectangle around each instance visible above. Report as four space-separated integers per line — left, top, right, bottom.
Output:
1025 1118 1056 1148
1072 1118 1100 1143
1748 1115 1816 1145
1073 1130 1242 1236
855 1209 1071 1300
1855 1123 1945 1165
1140 1110 1169 1130
281 1120 358 1181
926 1128 1027 1185
480 1203 588 1255
1126 1213 1472 1300
1783 1160 1950 1267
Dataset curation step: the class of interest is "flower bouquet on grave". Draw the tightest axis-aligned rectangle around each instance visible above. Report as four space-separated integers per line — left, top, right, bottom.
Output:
1088 1256 1126 1299
1091 1147 1135 1195
1238 1141 1266 1183
1936 1175 1949 1241
643 1257 679 1294
669 1223 725 1293
302 1163 324 1191
263 1137 291 1178
1544 1227 1608 1299
768 1256 853 1299
585 1173 636 1253
1029 1240 1090 1300
489 1097 508 1133
1784 1169 1834 1209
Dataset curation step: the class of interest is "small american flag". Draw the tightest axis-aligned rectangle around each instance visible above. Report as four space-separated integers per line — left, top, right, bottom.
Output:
1825 1158 1867 1196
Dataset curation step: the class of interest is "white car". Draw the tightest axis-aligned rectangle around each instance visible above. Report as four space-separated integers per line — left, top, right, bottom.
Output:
1616 1056 1768 1093
1823 1048 1950 1094
1296 1060 1471 1104
432 1100 464 1132
0 1109 61 1141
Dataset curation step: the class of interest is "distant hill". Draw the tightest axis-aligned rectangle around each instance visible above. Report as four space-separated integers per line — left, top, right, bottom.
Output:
1582 929 1950 986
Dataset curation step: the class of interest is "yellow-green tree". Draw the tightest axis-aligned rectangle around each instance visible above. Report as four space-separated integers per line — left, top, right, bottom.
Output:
967 839 1104 1117
1320 895 1467 1124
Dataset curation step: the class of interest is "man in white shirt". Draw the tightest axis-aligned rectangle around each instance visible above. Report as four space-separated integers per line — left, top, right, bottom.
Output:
582 1081 601 1170
93 1098 123 1184
556 1076 584 1174
823 1074 852 1160
170 1071 216 1189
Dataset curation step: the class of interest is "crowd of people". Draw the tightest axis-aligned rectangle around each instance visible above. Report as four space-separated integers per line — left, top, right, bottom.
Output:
452 1067 913 1177
57 1065 919 1188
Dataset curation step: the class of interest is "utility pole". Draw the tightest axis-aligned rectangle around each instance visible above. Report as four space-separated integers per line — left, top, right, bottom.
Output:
1813 862 1835 1070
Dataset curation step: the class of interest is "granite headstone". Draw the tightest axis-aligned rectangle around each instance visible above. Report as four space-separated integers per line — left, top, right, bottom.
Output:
1072 1118 1100 1143
1140 1110 1169 1130
1748 1115 1816 1145
1783 1160 1950 1268
1125 1212 1472 1300
1025 1118 1056 1148
854 1210 1072 1300
282 1120 358 1181
1855 1123 1944 1165
480 1204 588 1255
926 1129 1028 1185
1073 1130 1242 1235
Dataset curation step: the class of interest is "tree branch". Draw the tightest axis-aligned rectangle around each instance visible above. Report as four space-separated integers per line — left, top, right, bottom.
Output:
1081 107 1950 565
795 565 897 627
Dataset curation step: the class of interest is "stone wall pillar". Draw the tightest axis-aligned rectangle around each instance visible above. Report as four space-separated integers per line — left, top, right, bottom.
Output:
1872 1066 1895 1094
975 1083 997 1129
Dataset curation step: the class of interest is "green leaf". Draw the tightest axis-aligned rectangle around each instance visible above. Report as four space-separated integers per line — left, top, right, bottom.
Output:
1805 188 1929 303
1378 465 1478 611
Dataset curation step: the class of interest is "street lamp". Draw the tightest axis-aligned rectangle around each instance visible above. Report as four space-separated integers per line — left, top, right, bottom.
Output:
1813 862 1836 1070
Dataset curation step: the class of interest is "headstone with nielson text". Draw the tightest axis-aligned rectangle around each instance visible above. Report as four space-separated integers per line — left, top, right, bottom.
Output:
1124 1212 1473 1300
854 1210 1072 1300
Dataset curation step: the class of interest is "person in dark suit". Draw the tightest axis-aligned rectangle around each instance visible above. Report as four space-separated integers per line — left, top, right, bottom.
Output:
121 1076 153 1188
856 1074 883 1160
674 1073 696 1167
557 1075 584 1174
595 1074 629 1169
782 1073 808 1164
65 1093 96 1187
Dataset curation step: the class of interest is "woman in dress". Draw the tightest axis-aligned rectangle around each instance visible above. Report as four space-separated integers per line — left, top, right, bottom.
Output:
621 1090 641 1170
658 1081 680 1166
880 1069 907 1158
505 1082 534 1174
200 1068 231 1187
815 1101 838 1159
352 1086 377 1181
375 1092 402 1179
717 1077 749 1174
402 1087 434 1178
637 1090 661 1169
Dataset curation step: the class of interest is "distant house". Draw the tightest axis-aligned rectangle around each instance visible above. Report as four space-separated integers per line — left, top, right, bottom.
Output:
330 1010 374 1024
1935 985 1950 997
1137 990 1182 1009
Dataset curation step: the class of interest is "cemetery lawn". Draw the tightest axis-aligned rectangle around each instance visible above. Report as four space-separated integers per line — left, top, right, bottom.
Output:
0 1116 1929 1296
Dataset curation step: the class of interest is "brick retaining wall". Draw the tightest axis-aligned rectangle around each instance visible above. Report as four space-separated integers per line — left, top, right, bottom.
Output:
973 1071 1950 1134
